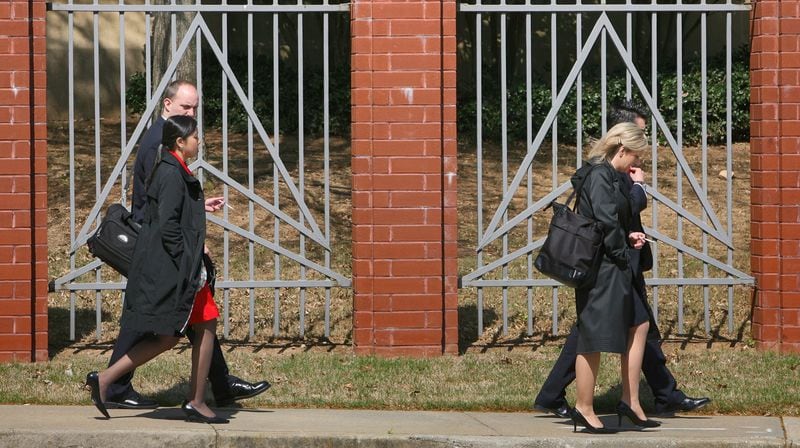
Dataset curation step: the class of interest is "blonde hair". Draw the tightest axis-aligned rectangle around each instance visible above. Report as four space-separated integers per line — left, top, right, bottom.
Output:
587 122 648 162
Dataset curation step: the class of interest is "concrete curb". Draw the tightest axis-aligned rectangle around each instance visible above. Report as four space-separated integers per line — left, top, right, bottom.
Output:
0 406 793 448
784 417 800 448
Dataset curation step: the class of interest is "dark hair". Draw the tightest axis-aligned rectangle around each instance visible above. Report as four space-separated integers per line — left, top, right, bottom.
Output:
161 115 198 150
607 100 648 128
164 80 195 101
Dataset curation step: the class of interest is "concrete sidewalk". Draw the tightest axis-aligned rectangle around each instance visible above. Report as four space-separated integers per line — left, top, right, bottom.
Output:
0 405 796 447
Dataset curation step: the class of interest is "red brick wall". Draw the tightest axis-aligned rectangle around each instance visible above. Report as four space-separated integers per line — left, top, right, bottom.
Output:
0 0 48 362
351 0 458 355
751 0 800 354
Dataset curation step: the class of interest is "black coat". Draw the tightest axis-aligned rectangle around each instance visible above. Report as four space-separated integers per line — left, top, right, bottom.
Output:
626 174 661 340
572 160 634 354
131 116 165 224
120 150 206 336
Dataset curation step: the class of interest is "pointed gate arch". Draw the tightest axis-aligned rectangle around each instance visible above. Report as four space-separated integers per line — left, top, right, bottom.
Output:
458 2 753 339
48 1 351 341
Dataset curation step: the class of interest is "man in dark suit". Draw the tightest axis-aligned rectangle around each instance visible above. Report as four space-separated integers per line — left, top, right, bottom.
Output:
533 100 711 417
105 80 271 409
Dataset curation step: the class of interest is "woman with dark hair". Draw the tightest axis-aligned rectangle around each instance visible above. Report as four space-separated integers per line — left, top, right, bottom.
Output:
568 122 660 433
85 115 228 424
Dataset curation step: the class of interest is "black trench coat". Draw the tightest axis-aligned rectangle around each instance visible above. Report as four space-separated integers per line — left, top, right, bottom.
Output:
572 160 635 354
120 150 206 336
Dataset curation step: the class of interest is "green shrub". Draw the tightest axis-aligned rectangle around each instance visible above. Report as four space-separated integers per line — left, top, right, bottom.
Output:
127 46 750 145
458 46 751 145
125 51 351 138
125 72 148 117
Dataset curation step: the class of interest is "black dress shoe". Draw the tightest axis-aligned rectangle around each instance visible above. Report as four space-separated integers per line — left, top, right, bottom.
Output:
181 400 229 424
533 402 572 419
106 390 159 410
676 396 711 412
216 376 271 406
658 396 711 415
85 371 110 419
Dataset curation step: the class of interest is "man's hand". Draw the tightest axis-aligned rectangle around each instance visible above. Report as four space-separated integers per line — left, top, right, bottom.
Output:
205 196 225 212
629 167 645 184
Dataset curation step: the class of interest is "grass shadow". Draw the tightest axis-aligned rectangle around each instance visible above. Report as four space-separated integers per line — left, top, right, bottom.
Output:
226 338 345 354
738 285 757 343
707 310 748 348
145 380 200 407
458 303 498 354
48 305 114 358
596 378 657 414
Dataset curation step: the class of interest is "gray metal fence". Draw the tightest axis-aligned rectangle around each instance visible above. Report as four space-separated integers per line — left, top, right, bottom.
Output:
48 0 351 341
458 1 754 339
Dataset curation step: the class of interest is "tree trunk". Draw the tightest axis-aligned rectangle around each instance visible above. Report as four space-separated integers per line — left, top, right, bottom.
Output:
151 0 197 100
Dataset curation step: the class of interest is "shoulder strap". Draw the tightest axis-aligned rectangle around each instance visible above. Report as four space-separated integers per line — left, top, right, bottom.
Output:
142 146 166 226
144 145 165 192
565 162 602 212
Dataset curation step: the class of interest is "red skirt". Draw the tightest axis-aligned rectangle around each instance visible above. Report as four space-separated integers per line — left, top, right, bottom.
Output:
189 282 220 325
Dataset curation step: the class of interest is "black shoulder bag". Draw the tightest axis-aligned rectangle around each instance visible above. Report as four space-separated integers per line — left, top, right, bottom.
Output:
86 148 166 276
534 164 604 289
86 203 141 277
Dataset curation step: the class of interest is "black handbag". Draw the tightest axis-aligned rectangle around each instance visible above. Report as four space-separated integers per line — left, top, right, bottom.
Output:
534 164 604 289
86 203 141 277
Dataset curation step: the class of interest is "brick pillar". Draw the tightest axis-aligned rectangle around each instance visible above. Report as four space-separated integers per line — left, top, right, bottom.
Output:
0 0 48 362
751 0 800 353
351 0 458 355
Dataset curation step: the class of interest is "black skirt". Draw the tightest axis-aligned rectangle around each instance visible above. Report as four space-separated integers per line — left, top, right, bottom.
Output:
630 287 650 327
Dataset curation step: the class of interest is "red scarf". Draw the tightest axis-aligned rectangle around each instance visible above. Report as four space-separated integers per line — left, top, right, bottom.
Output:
170 151 193 175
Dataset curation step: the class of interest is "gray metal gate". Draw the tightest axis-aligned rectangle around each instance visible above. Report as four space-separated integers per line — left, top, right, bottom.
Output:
48 1 351 341
458 1 753 339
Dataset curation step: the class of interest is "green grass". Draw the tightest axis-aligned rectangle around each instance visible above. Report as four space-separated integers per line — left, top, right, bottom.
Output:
2 342 798 416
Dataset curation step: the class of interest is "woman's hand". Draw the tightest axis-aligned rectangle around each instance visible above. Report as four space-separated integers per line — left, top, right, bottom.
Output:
628 231 646 249
205 197 225 212
629 166 645 184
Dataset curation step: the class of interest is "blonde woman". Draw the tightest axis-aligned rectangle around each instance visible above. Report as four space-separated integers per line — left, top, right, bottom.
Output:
569 122 659 433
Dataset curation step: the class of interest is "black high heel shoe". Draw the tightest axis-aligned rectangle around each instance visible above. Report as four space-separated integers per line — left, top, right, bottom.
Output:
570 408 617 434
616 401 661 428
84 371 110 419
181 400 229 424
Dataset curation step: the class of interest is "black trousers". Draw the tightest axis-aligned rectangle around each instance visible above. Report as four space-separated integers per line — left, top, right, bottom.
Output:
106 325 231 401
534 321 686 412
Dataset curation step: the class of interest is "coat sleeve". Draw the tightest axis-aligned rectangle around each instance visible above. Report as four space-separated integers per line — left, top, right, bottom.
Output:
154 168 186 265
629 181 648 214
584 167 629 269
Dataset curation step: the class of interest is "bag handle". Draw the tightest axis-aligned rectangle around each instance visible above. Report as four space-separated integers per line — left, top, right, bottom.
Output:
564 162 602 212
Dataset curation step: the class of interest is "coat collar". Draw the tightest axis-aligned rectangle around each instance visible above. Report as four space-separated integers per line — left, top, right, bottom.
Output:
160 149 200 185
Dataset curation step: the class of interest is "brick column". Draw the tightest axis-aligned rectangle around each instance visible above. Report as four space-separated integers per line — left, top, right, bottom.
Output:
750 0 800 353
351 0 458 355
0 0 48 362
